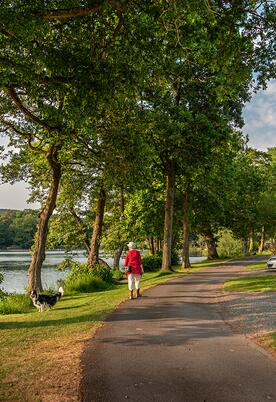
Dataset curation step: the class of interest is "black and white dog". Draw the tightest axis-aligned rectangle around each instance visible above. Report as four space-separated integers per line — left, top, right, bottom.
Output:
30 287 64 312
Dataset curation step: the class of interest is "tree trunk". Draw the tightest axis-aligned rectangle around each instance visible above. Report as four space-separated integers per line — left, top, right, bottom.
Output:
155 238 161 253
113 241 124 268
203 231 219 259
162 160 175 271
242 240 249 255
181 191 191 269
148 237 155 255
258 226 266 253
28 147 61 291
249 227 254 254
87 186 106 267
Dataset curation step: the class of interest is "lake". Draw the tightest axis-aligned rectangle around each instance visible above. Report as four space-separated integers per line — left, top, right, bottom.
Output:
0 251 207 293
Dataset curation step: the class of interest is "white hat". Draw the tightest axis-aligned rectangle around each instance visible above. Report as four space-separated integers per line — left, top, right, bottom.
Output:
127 241 136 249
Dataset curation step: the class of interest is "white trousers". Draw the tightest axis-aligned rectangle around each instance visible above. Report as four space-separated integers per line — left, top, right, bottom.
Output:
128 274 141 291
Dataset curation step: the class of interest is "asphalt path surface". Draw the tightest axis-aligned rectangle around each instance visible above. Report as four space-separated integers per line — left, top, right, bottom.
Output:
81 257 276 402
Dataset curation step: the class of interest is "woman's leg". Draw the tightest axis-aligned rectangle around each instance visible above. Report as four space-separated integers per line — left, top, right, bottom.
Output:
134 274 141 297
128 274 135 299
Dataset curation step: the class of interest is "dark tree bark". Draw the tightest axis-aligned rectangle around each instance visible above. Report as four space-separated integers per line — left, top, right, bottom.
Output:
113 189 125 268
28 146 61 291
156 238 161 253
147 237 155 255
113 241 124 268
87 186 106 267
203 231 219 259
181 191 191 269
162 160 175 271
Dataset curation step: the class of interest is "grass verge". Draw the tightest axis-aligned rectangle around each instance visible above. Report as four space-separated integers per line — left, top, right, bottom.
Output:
0 271 182 402
243 261 267 271
259 332 276 352
224 275 276 293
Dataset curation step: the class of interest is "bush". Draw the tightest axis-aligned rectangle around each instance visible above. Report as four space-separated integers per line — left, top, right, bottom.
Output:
65 274 110 293
0 293 32 315
171 250 180 266
91 264 113 284
112 267 125 281
63 262 113 293
142 254 162 272
216 229 243 257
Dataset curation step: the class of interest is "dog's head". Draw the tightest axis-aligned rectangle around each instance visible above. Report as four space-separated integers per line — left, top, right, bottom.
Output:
30 289 38 298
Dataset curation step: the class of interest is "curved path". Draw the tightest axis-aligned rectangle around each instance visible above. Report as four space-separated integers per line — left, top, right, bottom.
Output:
81 258 276 402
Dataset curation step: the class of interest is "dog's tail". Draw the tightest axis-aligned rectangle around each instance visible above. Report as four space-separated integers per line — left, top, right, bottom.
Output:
58 287 64 297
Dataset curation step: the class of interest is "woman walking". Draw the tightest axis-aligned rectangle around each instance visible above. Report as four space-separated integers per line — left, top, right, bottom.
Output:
124 242 144 299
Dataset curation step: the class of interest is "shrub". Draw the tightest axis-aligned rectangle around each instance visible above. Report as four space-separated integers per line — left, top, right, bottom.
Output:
216 229 243 257
63 262 113 293
0 293 32 315
91 264 113 284
171 250 180 266
65 274 109 293
142 254 162 272
112 267 125 281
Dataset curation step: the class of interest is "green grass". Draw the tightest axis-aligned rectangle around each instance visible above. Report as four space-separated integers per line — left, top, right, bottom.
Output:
261 332 276 351
0 293 33 315
224 275 276 292
0 270 182 401
244 261 267 271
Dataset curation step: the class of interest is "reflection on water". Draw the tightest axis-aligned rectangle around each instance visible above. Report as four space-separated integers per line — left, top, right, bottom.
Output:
0 251 206 294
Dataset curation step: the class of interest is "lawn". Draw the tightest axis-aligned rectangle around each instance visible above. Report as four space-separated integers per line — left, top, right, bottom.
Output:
224 275 276 292
244 261 267 271
0 271 183 402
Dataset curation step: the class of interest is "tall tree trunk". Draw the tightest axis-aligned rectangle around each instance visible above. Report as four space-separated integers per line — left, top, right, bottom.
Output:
87 186 106 267
155 238 161 253
113 189 125 268
248 227 255 254
203 231 219 259
162 160 175 271
28 147 61 291
242 240 249 255
148 237 155 255
113 241 124 268
258 226 266 253
181 191 191 269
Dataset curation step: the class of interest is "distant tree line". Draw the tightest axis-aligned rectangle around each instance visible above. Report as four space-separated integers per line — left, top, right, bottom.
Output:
0 209 38 249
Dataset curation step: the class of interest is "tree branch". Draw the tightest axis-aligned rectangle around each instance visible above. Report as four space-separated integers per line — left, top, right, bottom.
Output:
8 85 59 133
37 0 130 20
39 3 102 20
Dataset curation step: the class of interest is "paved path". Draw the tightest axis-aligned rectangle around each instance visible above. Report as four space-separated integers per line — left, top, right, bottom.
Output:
81 258 276 402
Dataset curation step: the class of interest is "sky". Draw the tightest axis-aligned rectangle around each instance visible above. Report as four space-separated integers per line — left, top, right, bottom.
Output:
0 80 275 210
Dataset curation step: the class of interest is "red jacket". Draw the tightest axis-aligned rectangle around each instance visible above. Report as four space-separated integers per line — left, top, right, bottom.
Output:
124 249 143 275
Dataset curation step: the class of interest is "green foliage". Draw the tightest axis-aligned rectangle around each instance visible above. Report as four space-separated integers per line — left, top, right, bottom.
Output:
65 275 109 294
112 267 125 281
171 250 180 266
0 209 38 249
142 254 162 272
216 229 243 258
91 264 114 284
0 293 32 315
63 262 113 293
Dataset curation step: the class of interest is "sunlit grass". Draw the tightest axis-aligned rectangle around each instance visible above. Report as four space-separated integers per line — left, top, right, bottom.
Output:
260 332 276 351
224 275 276 292
244 261 267 271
